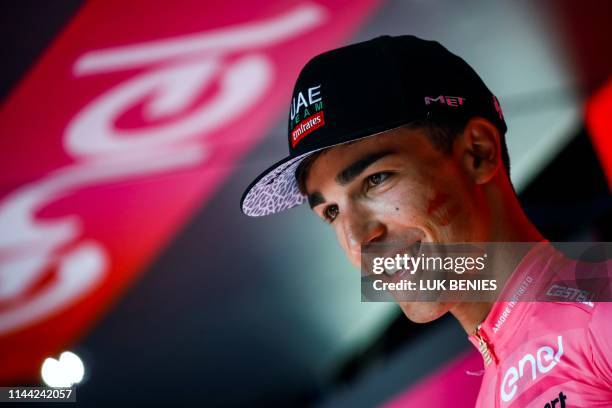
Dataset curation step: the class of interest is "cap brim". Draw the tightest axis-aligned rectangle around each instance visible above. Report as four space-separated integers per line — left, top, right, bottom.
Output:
241 125 412 217
240 150 316 217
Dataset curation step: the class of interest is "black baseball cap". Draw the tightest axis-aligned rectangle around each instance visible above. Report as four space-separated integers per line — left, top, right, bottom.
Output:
240 35 506 217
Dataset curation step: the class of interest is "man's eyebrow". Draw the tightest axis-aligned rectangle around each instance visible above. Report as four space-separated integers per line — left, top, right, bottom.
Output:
335 150 393 186
307 191 325 209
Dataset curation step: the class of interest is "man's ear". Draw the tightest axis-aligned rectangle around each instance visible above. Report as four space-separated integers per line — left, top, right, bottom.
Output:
457 117 502 184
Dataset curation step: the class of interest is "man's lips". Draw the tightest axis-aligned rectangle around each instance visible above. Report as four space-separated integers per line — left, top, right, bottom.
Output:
382 240 422 278
361 239 423 281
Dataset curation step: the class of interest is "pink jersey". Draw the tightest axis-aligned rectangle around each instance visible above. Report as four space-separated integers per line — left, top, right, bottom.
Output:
468 243 612 407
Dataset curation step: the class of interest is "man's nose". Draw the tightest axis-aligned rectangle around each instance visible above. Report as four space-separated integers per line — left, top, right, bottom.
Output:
343 212 386 265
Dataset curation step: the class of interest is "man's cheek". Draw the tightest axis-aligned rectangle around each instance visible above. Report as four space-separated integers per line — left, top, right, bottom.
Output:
372 183 422 217
426 190 462 227
334 229 360 268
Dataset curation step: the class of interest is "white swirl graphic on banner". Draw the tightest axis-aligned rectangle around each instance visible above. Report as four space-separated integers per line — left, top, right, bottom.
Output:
0 3 326 335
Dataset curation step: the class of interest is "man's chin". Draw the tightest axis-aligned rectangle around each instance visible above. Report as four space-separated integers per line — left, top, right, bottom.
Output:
398 301 451 323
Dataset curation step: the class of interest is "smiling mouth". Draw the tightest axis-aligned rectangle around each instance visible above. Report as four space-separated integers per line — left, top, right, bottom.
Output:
383 239 422 277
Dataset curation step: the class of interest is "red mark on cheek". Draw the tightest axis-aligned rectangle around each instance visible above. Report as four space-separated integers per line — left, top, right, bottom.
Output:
427 191 461 227
437 204 461 226
427 192 449 215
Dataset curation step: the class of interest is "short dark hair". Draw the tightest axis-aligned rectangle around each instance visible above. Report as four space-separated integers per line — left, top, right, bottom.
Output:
295 118 511 195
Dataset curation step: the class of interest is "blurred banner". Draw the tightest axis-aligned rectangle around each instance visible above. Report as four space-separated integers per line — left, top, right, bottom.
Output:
586 78 612 189
0 0 380 383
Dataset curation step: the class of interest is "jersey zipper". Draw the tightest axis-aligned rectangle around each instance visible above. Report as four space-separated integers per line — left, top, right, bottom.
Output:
474 324 495 366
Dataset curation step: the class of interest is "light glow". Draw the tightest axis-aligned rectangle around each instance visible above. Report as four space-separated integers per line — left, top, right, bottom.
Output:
41 351 84 388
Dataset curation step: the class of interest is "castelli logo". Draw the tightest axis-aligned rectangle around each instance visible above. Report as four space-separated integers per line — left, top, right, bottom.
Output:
500 336 564 403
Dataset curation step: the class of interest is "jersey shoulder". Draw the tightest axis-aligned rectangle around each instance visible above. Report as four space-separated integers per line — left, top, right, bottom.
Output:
586 302 612 386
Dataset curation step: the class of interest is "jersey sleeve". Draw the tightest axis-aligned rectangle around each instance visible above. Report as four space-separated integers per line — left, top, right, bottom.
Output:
588 301 612 387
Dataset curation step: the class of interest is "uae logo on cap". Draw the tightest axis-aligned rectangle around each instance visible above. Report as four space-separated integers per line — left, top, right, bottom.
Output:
290 84 325 147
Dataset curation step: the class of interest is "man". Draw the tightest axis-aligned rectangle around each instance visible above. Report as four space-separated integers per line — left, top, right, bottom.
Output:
240 35 612 407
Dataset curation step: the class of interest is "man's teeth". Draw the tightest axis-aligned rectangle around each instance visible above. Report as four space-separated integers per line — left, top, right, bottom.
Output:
385 266 401 276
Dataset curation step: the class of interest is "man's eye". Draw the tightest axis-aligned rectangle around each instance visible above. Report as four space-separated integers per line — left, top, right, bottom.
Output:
323 205 339 223
366 172 390 188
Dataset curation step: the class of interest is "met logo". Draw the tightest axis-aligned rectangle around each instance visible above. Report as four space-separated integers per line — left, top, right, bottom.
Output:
424 95 465 107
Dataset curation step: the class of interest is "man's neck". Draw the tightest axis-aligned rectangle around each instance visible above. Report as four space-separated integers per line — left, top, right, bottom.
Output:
451 180 544 335
451 302 493 334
